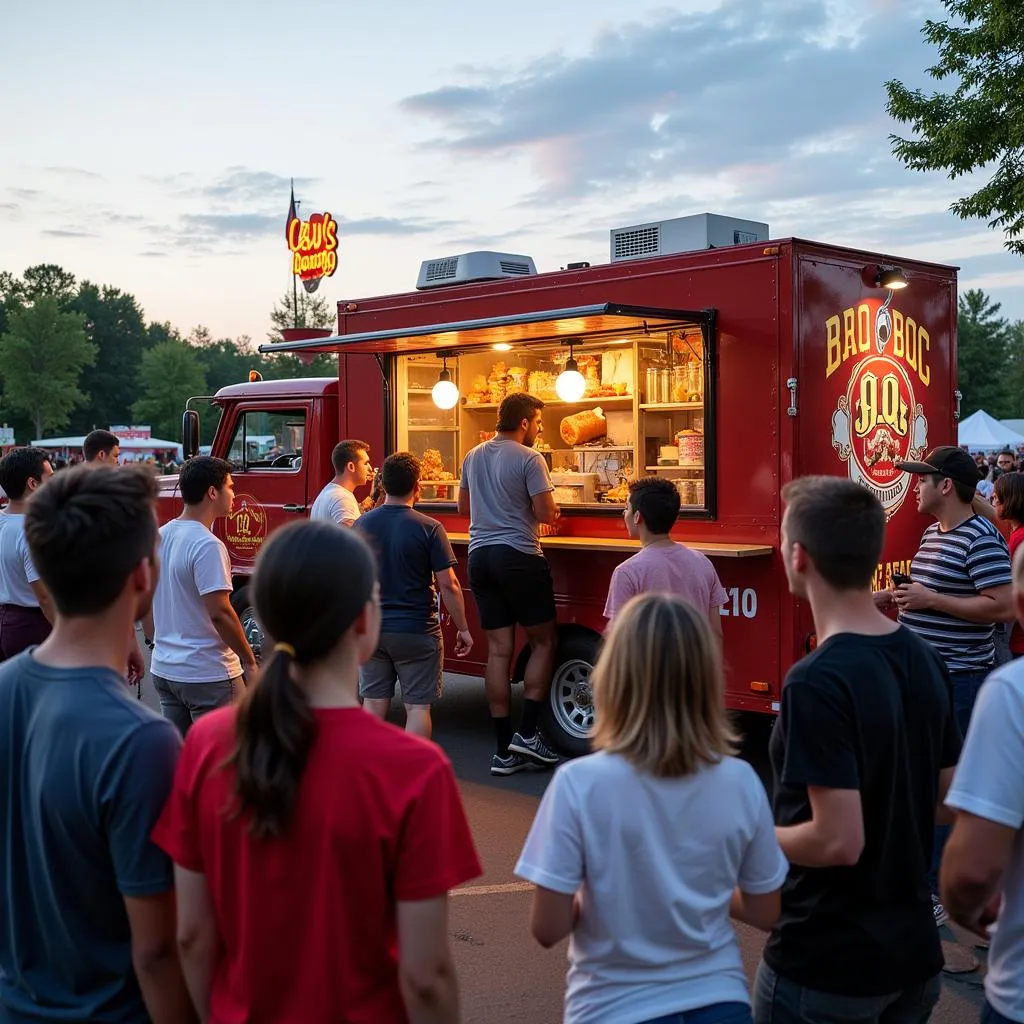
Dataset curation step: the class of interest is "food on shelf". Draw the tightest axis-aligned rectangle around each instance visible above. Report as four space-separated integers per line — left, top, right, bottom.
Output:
508 366 529 392
420 448 454 481
604 480 630 502
527 370 558 399
467 374 491 405
560 407 607 446
487 361 510 403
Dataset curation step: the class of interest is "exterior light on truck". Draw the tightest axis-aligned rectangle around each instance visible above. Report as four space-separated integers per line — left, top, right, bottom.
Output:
555 342 587 402
431 354 460 409
873 265 908 290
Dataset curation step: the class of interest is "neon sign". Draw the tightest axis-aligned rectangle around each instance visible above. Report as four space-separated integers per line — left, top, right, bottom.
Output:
286 211 339 292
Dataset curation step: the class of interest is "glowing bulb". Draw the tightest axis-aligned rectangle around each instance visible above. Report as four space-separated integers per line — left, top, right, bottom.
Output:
493 343 512 351
432 371 460 409
555 359 587 402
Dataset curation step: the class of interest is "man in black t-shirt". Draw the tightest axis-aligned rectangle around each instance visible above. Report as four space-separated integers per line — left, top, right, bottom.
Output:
753 476 960 1024
355 452 473 739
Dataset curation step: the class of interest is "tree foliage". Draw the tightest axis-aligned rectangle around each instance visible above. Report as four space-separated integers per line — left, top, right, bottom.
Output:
132 341 208 442
0 297 96 438
267 289 334 342
886 1 1024 254
957 289 1012 418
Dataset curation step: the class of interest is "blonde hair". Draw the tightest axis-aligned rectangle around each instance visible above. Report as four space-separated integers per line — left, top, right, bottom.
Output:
591 593 737 777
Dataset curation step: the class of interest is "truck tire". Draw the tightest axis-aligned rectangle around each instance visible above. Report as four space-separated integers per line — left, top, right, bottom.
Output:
231 586 265 664
538 629 602 758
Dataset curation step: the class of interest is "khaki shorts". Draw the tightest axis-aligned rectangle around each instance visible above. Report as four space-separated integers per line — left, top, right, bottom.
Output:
359 632 443 706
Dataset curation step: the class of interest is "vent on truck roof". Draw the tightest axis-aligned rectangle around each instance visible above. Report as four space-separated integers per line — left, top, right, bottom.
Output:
416 251 538 289
610 214 769 262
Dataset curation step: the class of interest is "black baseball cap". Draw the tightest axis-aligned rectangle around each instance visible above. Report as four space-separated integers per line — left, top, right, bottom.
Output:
893 445 982 488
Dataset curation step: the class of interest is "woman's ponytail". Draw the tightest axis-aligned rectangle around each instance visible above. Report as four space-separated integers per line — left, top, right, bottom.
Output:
230 643 317 838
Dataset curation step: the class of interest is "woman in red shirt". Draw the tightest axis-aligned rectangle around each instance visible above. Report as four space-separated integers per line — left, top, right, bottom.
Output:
993 472 1024 659
152 521 481 1023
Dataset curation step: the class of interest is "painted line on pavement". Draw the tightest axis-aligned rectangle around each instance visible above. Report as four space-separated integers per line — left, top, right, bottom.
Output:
452 881 534 897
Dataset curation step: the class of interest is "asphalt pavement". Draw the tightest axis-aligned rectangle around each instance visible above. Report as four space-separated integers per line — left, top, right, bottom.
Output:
135 638 988 1023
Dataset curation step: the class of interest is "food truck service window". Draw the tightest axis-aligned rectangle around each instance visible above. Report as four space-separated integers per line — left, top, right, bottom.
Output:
393 324 716 516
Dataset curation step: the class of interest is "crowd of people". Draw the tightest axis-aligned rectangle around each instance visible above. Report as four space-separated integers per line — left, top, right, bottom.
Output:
0 397 1022 1023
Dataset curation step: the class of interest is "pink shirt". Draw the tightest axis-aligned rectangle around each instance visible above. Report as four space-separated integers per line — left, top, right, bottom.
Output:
603 542 728 624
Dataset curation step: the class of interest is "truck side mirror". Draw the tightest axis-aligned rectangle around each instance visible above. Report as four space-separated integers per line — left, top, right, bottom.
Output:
182 410 200 461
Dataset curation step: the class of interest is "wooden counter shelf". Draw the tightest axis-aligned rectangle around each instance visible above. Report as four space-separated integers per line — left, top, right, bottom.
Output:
443 532 772 559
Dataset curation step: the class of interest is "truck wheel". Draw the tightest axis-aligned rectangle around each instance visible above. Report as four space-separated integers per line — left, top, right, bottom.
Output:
231 586 265 664
540 630 602 758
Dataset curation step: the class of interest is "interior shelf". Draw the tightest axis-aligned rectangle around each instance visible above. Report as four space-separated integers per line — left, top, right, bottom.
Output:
463 395 635 411
639 402 704 411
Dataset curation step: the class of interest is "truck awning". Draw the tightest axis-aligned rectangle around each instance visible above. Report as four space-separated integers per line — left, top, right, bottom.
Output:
258 303 712 356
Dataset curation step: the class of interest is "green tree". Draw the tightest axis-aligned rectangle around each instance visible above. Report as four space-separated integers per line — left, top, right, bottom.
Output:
957 288 1012 417
0 297 96 438
267 289 334 343
886 2 1024 254
69 283 151 432
1003 319 1024 418
133 340 208 442
22 264 78 307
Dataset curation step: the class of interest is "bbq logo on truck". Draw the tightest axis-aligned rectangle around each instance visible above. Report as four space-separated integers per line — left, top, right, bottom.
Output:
224 494 269 560
828 294 930 519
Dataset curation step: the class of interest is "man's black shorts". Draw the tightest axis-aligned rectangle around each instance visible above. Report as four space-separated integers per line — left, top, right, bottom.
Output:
468 544 556 631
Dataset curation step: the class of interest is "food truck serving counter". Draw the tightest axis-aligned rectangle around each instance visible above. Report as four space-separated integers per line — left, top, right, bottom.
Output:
168 234 957 756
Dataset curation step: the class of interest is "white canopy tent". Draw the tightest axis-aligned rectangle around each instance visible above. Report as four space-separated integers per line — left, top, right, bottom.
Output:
32 435 183 460
957 409 1024 452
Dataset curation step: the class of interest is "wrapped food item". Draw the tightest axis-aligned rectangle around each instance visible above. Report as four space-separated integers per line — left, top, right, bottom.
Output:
420 448 454 481
508 366 529 392
560 407 607 446
467 374 491 405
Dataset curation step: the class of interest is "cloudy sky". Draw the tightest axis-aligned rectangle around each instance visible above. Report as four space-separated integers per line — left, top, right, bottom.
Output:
2 0 1021 344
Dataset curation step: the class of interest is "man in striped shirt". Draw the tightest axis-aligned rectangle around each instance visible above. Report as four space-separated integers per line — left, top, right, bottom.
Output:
887 445 1013 925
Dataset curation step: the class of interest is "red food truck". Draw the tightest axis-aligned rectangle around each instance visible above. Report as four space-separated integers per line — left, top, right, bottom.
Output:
163 224 958 755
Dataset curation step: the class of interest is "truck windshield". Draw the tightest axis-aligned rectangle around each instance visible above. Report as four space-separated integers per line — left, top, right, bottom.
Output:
227 409 307 471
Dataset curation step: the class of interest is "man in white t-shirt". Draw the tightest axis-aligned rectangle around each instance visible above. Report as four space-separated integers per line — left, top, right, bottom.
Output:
942 543 1024 1024
310 440 372 527
0 448 54 660
142 456 256 735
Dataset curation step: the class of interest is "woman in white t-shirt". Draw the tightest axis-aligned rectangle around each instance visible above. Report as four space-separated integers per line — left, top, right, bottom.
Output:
516 593 787 1024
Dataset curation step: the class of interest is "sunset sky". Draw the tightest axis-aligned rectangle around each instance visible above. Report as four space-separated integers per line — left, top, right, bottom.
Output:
3 0 1021 345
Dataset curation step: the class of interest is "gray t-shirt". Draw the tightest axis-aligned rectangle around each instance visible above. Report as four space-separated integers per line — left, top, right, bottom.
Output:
0 653 181 1022
461 439 553 556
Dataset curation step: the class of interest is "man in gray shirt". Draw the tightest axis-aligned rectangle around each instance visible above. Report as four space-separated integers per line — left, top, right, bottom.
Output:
459 392 559 776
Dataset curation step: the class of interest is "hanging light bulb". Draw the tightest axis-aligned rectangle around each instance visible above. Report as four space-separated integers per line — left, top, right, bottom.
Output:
432 354 460 409
555 343 587 402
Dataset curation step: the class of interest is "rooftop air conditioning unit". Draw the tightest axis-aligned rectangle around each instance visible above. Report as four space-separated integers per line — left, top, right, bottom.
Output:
610 213 769 263
416 251 538 290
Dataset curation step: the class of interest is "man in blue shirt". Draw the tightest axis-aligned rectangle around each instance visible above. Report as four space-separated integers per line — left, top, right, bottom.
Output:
0 465 194 1023
357 451 473 739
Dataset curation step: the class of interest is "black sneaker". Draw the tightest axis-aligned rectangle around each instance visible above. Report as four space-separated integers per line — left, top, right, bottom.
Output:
932 895 949 927
490 752 531 776
508 731 559 767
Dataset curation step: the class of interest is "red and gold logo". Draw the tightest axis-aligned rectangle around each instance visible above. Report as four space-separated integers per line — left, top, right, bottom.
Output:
224 494 269 560
286 211 339 293
829 294 930 519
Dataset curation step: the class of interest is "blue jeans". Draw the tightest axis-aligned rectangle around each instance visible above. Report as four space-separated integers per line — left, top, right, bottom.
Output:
930 667 990 893
753 962 940 1024
982 1001 1015 1023
643 1003 751 1024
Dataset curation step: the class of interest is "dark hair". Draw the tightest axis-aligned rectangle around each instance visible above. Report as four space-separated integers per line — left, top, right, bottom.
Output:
179 456 233 505
995 471 1024 525
496 393 544 432
82 429 119 462
934 474 978 505
331 440 369 475
0 447 51 500
24 465 158 616
380 451 420 498
231 521 378 838
781 475 885 589
628 477 681 534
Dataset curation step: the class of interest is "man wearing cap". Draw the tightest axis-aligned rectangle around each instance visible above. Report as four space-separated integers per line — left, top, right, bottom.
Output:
883 444 1013 925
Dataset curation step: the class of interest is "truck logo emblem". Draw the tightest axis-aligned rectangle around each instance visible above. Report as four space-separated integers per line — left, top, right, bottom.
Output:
828 298 930 520
224 494 269 560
